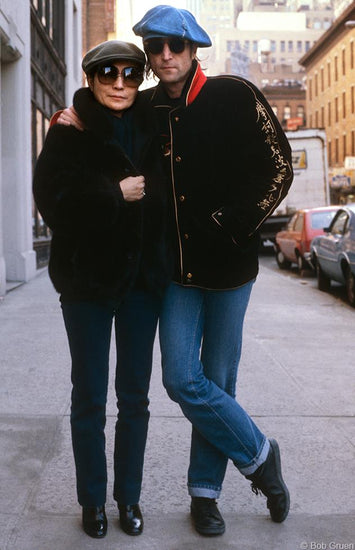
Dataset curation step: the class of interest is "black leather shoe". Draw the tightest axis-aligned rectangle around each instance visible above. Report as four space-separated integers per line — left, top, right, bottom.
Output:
246 438 290 523
118 504 143 536
190 497 225 536
82 505 107 538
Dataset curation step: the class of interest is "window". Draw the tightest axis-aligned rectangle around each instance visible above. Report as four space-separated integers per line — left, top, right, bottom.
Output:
271 40 276 52
283 106 291 120
327 61 331 87
288 213 298 231
335 97 339 122
31 0 65 266
342 48 346 75
253 40 258 52
331 211 348 235
343 135 347 160
297 41 302 53
321 67 324 92
334 55 338 81
315 73 318 96
294 214 304 232
31 1 56 45
351 41 354 70
328 102 331 126
352 85 355 114
311 211 337 230
297 105 304 122
321 106 324 127
328 141 332 163
281 40 285 52
343 92 346 118
288 41 293 52
305 41 310 52
352 130 355 156
309 77 312 101
335 138 339 163
315 110 319 127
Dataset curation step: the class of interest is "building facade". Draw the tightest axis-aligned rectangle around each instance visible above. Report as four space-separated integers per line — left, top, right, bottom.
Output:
300 2 355 200
82 0 115 59
261 81 306 130
0 1 82 297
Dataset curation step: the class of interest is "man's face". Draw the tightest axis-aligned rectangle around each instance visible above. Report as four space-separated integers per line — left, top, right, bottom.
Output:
145 38 196 92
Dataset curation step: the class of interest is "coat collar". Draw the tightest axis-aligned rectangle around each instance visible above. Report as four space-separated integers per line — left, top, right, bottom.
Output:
149 60 207 107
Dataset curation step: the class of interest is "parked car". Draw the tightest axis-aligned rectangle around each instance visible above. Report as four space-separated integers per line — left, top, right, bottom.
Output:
274 206 339 272
310 204 355 307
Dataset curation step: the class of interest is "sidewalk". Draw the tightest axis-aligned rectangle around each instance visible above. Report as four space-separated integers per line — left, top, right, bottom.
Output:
0 264 354 550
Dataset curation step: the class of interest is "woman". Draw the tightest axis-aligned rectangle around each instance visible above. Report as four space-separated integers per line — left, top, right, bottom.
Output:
33 41 172 539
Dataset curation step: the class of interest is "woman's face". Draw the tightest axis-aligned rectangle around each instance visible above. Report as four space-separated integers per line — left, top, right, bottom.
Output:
88 61 143 116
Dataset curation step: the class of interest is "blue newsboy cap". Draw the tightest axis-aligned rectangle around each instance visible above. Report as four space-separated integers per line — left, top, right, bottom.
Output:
133 5 212 48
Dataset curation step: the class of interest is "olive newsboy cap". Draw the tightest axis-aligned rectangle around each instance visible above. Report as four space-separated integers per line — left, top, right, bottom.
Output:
82 40 146 74
133 5 212 47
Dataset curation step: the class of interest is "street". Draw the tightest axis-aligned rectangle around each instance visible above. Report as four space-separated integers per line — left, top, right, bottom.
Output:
0 256 354 550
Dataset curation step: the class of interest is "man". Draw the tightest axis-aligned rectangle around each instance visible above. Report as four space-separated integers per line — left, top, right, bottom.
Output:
132 4 293 537
57 5 293 537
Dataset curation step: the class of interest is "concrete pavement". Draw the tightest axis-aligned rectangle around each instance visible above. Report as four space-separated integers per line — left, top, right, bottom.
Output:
0 260 354 550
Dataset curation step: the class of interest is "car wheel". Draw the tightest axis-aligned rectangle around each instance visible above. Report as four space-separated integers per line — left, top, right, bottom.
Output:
275 248 291 270
316 259 331 292
345 266 355 307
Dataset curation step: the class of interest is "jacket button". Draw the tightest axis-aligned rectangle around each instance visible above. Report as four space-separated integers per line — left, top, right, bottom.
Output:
186 272 193 280
174 116 179 122
179 195 185 202
184 233 189 240
175 156 182 162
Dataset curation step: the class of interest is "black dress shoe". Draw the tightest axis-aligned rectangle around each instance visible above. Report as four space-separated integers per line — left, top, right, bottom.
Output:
118 504 143 536
246 438 290 523
190 497 225 536
82 505 107 538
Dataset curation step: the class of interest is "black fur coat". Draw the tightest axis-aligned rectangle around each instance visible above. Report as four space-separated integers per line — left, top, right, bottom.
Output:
33 87 172 301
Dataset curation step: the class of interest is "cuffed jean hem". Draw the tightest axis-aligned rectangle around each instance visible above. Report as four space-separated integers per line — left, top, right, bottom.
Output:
237 437 270 476
188 485 221 499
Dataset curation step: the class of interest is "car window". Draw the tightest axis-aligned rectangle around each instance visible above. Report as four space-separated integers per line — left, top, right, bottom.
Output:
294 213 304 232
288 213 298 230
311 211 337 229
330 211 348 235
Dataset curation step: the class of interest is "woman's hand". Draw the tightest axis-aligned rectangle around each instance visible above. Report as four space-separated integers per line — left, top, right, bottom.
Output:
57 106 85 131
119 176 146 202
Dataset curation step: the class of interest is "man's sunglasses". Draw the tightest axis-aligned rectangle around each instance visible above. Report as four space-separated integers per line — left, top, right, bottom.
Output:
144 38 189 55
96 66 144 87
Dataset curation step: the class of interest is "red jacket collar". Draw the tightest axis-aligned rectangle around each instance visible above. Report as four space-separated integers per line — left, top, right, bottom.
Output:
185 62 207 105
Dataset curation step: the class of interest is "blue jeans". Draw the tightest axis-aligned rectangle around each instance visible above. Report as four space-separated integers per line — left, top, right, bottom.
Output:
61 289 161 507
159 282 269 499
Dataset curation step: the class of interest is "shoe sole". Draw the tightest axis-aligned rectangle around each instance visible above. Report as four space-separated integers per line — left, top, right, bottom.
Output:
269 438 290 523
194 525 226 536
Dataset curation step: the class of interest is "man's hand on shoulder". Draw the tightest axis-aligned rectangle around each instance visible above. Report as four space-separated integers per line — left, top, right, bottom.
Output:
55 106 84 131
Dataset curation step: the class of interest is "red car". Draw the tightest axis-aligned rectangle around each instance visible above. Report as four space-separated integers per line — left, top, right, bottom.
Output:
275 206 339 272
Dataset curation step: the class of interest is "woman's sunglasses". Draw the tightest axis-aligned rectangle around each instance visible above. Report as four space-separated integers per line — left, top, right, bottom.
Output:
144 38 189 55
96 66 144 87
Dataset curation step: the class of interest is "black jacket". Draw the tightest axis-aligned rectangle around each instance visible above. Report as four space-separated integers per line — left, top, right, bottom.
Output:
33 87 172 301
141 62 294 289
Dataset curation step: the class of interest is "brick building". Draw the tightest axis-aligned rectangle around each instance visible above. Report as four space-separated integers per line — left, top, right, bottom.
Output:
82 0 116 56
261 81 306 131
299 2 355 198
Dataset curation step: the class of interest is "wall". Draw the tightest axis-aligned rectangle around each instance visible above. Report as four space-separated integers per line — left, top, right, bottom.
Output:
0 3 36 296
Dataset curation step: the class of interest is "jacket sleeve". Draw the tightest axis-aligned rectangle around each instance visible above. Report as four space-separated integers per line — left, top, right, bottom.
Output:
211 79 293 247
33 125 126 233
